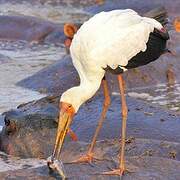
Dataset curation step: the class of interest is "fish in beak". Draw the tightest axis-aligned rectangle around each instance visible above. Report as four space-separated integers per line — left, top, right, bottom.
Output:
47 102 75 179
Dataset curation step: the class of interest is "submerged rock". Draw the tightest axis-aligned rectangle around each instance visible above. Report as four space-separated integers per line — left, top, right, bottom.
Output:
0 95 59 158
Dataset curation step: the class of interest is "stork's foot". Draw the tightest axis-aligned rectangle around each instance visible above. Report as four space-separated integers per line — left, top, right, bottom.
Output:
70 153 102 164
47 156 66 179
102 166 133 177
47 156 54 170
102 168 126 176
70 153 94 164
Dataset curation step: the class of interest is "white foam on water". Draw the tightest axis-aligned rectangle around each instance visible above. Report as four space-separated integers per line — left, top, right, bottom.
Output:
0 151 46 172
0 86 46 114
112 92 120 96
152 95 167 101
158 100 169 106
127 92 154 100
154 88 167 92
170 107 179 111
127 83 180 112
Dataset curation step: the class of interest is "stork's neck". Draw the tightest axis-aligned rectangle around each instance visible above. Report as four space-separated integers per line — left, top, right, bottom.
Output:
78 80 101 103
60 73 104 113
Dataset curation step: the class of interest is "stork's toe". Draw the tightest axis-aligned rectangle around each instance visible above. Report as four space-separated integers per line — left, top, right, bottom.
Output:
70 153 95 164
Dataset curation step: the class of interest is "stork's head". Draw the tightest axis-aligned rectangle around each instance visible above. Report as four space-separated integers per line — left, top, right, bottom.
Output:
56 87 85 141
60 87 85 114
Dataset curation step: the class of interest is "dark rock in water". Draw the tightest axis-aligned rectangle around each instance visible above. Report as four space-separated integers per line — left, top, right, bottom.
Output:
0 140 180 179
17 55 80 95
0 15 66 43
44 30 65 44
0 96 59 158
0 91 180 159
85 0 180 17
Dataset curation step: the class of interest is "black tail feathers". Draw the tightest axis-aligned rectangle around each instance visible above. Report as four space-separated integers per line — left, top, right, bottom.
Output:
144 6 168 26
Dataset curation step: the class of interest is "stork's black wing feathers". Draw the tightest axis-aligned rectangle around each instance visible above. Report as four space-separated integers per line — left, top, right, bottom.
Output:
105 28 169 74
144 6 168 26
125 28 169 69
104 6 170 75
153 28 169 40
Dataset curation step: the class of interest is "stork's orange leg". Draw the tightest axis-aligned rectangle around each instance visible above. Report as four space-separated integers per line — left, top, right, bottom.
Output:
71 77 111 163
103 74 128 176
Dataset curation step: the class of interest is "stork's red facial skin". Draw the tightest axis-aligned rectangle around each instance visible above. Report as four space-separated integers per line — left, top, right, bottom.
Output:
59 102 77 141
60 102 75 117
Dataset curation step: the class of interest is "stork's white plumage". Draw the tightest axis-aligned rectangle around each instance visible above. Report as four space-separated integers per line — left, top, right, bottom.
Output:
48 8 169 178
61 9 163 112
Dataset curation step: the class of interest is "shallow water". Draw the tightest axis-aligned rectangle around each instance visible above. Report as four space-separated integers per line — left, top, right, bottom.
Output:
0 151 46 172
0 0 90 132
127 83 180 113
111 83 180 113
0 40 66 114
0 1 90 24
0 0 91 116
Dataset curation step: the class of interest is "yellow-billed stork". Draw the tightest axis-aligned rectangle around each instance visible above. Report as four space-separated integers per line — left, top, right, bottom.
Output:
48 8 170 178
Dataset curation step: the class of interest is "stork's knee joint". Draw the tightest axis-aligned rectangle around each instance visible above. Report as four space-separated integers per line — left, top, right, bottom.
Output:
122 106 128 117
104 96 111 107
